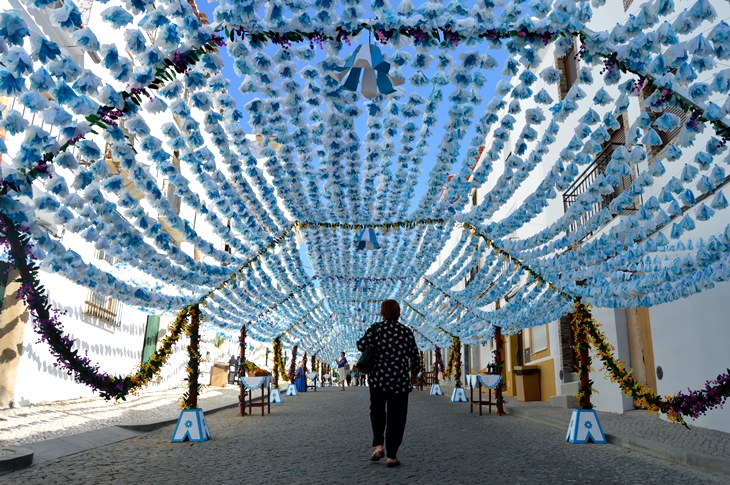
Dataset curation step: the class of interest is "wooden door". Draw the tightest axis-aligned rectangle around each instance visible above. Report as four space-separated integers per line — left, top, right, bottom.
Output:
625 308 657 405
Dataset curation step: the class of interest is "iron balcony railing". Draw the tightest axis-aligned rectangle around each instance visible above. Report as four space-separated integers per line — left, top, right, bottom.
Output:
562 141 637 234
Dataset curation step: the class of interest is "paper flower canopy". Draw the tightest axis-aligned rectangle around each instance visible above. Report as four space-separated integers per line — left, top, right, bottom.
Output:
355 228 380 250
329 44 405 99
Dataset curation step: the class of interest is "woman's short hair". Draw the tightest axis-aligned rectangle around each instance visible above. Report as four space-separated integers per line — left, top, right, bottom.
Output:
381 299 400 320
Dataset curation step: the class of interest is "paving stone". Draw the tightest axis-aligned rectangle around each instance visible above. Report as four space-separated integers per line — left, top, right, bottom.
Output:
1 387 727 484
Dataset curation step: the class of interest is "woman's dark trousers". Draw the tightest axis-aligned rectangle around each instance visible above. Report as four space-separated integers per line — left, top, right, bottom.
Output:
370 387 409 458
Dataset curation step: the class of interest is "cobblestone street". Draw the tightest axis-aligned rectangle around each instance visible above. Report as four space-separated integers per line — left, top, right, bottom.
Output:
2 386 727 485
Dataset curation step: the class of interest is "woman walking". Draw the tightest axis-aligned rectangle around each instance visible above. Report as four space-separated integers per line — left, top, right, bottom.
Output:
357 299 420 468
337 352 348 390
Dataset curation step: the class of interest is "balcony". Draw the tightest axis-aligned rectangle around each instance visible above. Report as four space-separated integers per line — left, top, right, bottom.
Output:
562 141 637 235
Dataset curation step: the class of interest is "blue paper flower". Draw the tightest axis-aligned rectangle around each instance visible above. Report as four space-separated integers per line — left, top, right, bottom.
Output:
1 109 28 135
0 69 25 96
0 10 29 45
72 28 100 51
50 2 83 31
101 6 134 28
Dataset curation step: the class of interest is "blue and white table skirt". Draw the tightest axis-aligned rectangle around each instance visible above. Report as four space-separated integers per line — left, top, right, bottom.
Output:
240 376 271 391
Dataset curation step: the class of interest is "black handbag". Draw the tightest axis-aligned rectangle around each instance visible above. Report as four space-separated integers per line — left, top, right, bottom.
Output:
357 346 377 374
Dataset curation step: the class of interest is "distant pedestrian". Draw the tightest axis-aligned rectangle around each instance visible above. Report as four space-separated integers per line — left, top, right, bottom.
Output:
337 352 348 391
357 299 420 468
352 366 360 386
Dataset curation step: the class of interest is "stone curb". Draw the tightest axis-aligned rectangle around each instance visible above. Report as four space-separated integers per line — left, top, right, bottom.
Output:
505 406 730 480
117 398 252 432
0 448 33 473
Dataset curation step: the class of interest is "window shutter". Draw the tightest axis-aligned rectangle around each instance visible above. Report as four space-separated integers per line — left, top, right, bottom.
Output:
141 315 161 363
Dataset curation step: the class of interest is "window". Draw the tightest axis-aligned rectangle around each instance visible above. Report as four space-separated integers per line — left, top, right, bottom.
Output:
556 41 579 100
531 324 548 353
83 250 121 325
559 314 578 374
84 288 120 324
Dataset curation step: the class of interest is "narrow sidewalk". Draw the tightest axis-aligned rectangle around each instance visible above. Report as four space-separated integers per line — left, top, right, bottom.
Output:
0 385 241 448
504 400 730 478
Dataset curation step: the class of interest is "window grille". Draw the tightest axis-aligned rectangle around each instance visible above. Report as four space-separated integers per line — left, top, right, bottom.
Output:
83 250 121 324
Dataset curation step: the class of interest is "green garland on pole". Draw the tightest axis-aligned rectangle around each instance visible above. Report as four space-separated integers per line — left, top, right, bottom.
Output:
181 304 202 410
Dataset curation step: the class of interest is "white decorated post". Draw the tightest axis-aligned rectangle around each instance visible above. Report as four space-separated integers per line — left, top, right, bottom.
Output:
286 383 299 396
565 409 607 444
450 387 469 402
271 387 283 403
430 383 443 396
171 409 211 443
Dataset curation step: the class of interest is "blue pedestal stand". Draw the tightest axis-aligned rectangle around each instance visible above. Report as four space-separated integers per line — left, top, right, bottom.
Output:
171 409 211 443
271 387 283 403
286 383 299 396
430 384 443 396
565 409 606 444
450 387 469 402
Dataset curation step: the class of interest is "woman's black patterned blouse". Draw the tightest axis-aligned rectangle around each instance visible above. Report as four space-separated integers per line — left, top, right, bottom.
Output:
357 319 421 394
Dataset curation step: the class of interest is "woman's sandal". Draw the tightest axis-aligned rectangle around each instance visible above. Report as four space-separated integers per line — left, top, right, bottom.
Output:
386 459 401 468
370 450 385 461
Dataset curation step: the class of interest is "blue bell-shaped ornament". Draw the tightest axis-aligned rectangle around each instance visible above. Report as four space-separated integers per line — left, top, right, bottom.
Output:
329 44 405 99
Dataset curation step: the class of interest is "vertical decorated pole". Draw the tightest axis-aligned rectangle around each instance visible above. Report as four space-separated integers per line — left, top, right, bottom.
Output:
449 336 468 402
451 336 462 387
566 301 606 444
239 325 247 416
272 336 282 388
572 301 593 410
288 345 298 382
434 345 443 383
494 325 505 416
183 304 201 409
173 305 211 442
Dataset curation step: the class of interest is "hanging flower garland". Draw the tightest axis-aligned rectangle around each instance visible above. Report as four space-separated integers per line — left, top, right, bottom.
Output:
0 36 225 199
0 214 192 400
574 302 730 427
181 304 202 410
